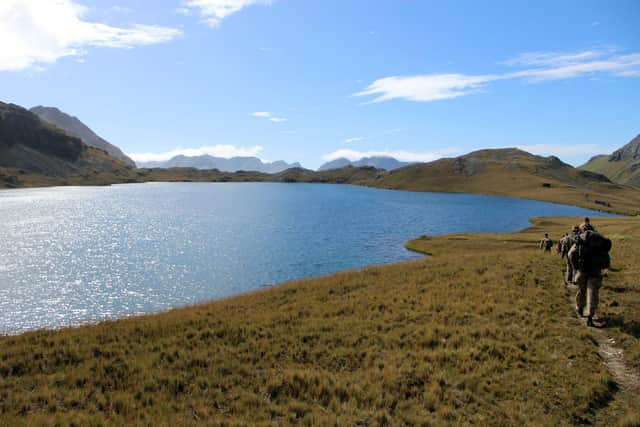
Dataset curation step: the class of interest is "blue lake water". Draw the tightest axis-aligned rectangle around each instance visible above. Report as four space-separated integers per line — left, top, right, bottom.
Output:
0 182 612 333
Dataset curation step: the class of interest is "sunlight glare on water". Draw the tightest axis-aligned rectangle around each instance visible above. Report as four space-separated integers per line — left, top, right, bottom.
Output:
0 182 613 333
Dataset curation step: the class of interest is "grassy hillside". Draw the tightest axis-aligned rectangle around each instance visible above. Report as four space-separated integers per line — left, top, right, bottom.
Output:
368 148 640 215
580 135 640 187
1 216 638 425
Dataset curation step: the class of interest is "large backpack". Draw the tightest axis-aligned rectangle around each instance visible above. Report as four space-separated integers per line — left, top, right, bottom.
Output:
575 230 612 272
545 238 554 250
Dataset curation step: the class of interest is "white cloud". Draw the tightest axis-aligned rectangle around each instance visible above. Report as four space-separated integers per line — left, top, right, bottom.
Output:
182 0 272 27
354 74 498 103
252 111 273 118
322 148 460 163
344 137 365 144
127 144 264 163
355 48 640 103
0 0 181 72
252 111 287 122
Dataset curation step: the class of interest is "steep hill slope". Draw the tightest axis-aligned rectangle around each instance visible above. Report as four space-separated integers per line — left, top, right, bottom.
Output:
30 106 135 167
0 102 132 181
580 135 640 187
368 148 640 214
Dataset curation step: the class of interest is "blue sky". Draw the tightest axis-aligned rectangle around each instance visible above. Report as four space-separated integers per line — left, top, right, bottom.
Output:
1 0 639 169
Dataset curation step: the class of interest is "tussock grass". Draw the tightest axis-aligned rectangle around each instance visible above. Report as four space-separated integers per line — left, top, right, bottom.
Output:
1 216 639 425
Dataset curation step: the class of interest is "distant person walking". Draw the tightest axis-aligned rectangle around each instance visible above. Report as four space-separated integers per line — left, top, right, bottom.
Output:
557 233 568 256
579 217 595 232
568 229 612 327
539 233 553 252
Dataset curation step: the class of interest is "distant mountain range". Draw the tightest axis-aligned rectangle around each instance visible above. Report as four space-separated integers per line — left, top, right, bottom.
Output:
138 155 301 173
318 156 411 171
580 134 640 187
0 101 131 176
30 106 136 167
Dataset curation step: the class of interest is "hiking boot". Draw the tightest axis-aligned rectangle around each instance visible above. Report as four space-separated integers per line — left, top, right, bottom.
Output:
586 316 595 327
575 306 584 317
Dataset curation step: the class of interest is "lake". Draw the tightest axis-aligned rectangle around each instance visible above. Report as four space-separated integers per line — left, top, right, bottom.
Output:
0 183 611 333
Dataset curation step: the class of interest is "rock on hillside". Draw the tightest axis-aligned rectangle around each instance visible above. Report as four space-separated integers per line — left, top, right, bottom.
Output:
30 106 135 167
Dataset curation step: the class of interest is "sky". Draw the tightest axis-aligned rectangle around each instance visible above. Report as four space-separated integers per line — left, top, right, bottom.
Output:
1 0 639 169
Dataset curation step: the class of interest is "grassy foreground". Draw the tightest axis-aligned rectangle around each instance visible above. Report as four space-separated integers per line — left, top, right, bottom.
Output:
1 216 639 426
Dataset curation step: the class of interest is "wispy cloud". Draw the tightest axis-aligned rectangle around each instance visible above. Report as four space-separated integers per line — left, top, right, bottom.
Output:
0 0 181 72
252 111 272 118
511 52 640 81
354 74 499 103
344 137 365 144
322 148 460 163
182 0 273 27
355 48 640 103
128 144 264 163
251 111 287 122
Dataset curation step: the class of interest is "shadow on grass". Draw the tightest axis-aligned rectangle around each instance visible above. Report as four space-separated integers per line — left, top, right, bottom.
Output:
607 285 630 294
605 315 640 339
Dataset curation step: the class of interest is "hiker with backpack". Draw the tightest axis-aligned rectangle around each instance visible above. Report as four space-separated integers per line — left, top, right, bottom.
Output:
559 226 580 284
540 233 553 252
568 227 612 327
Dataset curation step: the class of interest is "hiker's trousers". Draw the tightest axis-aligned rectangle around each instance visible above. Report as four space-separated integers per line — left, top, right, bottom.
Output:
574 271 602 317
565 258 574 284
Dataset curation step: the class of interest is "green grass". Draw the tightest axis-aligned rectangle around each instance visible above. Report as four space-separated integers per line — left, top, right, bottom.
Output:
581 154 640 187
1 216 639 425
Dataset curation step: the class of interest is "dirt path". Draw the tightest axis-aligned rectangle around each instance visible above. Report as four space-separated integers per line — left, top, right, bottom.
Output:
592 327 640 394
565 283 640 423
568 289 640 393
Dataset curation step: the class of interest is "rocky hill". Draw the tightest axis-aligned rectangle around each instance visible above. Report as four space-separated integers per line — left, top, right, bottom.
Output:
580 135 640 187
0 102 132 184
319 156 411 171
139 155 300 173
30 106 135 167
